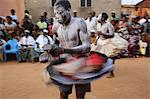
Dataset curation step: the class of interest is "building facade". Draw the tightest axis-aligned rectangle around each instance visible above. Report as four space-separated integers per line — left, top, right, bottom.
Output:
121 0 150 17
25 0 121 22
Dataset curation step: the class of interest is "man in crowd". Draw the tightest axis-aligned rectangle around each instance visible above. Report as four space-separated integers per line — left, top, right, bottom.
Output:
37 16 48 30
18 30 35 62
85 12 97 35
10 9 18 22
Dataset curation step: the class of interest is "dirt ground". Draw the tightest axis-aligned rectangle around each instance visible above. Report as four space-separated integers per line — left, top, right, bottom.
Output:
0 58 149 99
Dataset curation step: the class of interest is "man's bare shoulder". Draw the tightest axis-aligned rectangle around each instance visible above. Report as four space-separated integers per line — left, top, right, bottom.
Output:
73 17 86 24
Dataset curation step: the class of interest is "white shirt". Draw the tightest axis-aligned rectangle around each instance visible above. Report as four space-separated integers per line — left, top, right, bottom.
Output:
36 35 54 52
10 15 18 21
4 21 17 28
85 17 97 35
19 36 35 46
98 21 114 39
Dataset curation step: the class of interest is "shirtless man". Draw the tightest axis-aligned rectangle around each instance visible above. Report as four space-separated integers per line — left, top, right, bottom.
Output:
51 0 91 99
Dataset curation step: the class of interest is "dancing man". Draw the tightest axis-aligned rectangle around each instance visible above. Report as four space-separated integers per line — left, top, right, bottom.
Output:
51 0 91 99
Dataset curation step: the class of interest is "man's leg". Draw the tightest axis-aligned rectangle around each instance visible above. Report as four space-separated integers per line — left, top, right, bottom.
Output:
76 92 85 99
59 84 73 99
75 83 91 99
60 91 69 99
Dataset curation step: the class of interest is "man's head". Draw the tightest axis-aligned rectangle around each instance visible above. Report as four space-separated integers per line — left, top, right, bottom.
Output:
40 16 45 22
73 10 77 17
24 15 30 21
11 9 16 15
111 11 116 18
54 0 71 25
92 11 96 17
6 16 12 23
88 12 93 20
24 30 30 37
43 12 48 17
100 12 108 22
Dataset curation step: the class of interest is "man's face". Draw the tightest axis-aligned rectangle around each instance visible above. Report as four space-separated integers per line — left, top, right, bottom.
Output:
6 18 11 23
54 6 71 24
111 13 115 18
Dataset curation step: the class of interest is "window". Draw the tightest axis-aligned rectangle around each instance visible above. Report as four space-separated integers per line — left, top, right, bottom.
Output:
52 0 56 7
81 0 86 7
87 0 91 7
80 0 92 7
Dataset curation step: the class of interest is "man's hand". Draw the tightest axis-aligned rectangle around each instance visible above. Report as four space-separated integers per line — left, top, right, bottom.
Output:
50 45 64 57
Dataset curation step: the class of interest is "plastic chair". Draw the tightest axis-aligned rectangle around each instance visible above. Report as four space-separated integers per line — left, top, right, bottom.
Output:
3 39 19 62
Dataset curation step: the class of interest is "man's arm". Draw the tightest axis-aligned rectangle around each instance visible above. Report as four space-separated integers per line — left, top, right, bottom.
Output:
64 19 90 54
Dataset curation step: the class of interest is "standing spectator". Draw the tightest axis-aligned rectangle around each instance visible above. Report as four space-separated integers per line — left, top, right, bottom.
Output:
22 15 34 33
37 16 48 30
142 15 150 57
10 9 18 22
43 12 49 23
128 16 141 57
85 12 97 35
24 10 32 20
96 12 115 78
92 11 97 22
110 11 120 22
73 10 78 18
118 17 129 40
48 18 54 38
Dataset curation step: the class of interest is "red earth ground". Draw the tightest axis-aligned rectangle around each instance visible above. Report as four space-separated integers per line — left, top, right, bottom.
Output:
0 58 149 99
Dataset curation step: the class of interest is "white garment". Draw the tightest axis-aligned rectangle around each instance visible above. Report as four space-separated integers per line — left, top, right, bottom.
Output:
91 33 129 57
4 21 17 28
36 35 54 52
10 15 18 21
0 24 5 30
19 36 35 46
97 21 114 39
85 17 97 35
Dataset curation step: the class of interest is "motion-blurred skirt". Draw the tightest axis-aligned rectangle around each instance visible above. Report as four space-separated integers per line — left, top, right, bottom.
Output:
42 52 114 85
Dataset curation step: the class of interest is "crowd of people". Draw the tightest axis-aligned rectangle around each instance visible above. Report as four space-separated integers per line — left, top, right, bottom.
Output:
0 8 150 62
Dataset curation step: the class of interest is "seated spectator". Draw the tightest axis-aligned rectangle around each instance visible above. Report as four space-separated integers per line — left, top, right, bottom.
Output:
90 30 96 44
18 30 38 62
36 29 54 63
10 9 18 22
0 33 6 61
138 40 147 57
4 16 17 32
0 17 5 39
37 16 48 30
0 17 5 31
35 29 54 53
32 25 41 39
4 16 17 40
